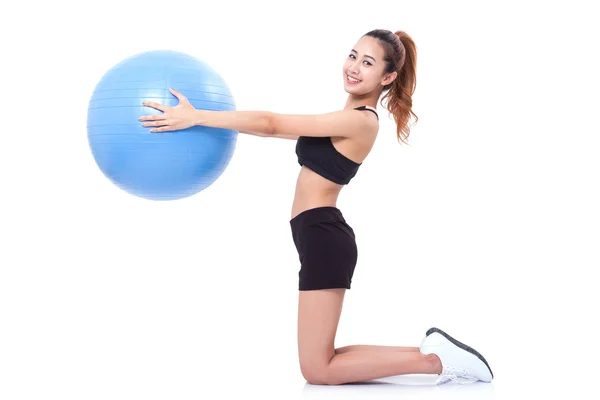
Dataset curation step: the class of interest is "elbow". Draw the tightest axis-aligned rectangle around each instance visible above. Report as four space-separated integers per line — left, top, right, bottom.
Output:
266 112 278 136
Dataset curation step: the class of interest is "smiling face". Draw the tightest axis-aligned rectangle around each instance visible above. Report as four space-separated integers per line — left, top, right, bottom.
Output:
343 35 397 96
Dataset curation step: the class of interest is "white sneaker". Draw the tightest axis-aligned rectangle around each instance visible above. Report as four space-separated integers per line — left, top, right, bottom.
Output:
419 327 494 384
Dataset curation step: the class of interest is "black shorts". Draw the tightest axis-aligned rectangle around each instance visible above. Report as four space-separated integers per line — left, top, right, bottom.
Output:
290 206 358 291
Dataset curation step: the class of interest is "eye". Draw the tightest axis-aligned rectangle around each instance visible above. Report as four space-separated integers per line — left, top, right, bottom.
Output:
349 54 372 66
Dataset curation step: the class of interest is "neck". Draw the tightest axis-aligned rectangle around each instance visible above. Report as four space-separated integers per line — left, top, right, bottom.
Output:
344 92 380 110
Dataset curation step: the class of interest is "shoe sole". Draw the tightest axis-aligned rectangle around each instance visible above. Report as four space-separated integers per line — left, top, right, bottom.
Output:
426 327 494 379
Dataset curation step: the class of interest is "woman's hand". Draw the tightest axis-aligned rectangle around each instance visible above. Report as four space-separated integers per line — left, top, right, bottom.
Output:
139 88 198 132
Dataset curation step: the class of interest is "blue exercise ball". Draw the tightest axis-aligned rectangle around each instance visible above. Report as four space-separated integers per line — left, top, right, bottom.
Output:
87 50 237 201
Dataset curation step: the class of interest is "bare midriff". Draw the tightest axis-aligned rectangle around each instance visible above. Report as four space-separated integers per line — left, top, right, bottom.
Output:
290 166 344 220
290 132 377 219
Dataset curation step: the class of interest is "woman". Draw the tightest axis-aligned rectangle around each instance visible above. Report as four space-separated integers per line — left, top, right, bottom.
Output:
139 29 494 386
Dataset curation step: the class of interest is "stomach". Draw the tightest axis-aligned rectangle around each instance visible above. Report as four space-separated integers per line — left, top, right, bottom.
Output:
291 166 343 220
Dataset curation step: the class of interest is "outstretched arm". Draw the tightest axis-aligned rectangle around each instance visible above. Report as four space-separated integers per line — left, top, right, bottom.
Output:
139 88 374 139
194 108 374 140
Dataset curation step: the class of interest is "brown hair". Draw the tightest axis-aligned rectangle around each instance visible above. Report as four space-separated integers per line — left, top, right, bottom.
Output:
364 29 418 144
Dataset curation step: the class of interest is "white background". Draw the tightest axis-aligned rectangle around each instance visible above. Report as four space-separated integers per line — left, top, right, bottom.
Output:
1 0 598 399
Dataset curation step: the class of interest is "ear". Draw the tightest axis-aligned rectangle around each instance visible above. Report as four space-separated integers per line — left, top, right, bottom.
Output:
381 71 397 86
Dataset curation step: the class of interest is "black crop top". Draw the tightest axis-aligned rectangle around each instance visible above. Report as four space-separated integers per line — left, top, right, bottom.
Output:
295 106 378 185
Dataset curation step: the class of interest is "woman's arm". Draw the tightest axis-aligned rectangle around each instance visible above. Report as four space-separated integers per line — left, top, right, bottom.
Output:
194 109 374 139
140 88 372 139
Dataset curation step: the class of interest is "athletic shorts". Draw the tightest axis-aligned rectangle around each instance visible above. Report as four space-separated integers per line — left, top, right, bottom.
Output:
289 206 358 290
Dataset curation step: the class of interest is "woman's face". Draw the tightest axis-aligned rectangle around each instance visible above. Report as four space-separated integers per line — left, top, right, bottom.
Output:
342 36 396 95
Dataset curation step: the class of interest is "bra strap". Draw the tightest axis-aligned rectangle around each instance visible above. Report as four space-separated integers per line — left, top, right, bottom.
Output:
353 105 379 120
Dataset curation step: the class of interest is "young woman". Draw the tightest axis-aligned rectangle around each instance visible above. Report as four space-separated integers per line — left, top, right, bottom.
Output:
139 29 494 386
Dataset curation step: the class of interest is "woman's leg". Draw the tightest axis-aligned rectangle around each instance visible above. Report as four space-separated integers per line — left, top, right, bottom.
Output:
297 288 442 386
335 345 420 354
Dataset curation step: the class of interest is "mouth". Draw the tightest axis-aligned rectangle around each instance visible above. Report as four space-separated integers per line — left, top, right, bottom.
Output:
346 74 361 84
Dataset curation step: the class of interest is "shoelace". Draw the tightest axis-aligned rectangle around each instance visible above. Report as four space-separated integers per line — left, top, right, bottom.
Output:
436 365 475 385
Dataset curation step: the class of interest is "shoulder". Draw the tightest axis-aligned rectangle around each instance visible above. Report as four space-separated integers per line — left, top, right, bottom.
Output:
347 107 379 137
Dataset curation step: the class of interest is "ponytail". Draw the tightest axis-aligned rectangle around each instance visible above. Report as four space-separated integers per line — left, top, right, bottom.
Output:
373 30 418 144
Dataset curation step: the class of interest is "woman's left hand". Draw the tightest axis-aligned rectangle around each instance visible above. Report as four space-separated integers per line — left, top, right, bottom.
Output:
139 88 198 132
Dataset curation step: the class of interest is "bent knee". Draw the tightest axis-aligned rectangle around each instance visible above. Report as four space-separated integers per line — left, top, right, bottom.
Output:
302 369 330 385
301 363 334 385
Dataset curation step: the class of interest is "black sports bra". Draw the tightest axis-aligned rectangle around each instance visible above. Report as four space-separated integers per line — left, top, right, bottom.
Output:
295 106 378 185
